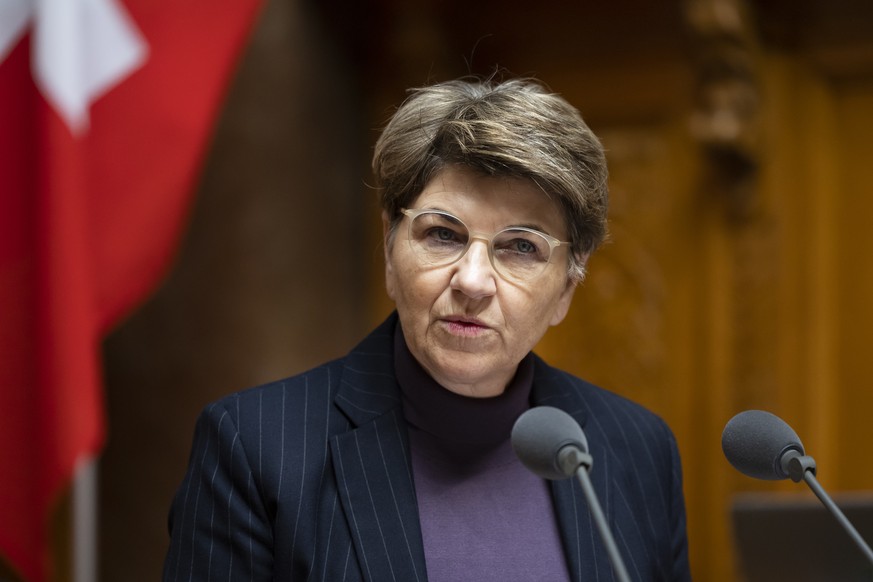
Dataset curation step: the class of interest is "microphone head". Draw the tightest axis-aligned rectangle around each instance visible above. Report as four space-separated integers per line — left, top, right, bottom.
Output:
721 410 805 480
511 406 588 481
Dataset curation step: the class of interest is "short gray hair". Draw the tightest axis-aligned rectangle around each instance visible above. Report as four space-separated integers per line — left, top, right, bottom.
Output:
372 77 609 282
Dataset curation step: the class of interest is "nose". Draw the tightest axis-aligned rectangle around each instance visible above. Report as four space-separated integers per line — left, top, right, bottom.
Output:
450 238 497 298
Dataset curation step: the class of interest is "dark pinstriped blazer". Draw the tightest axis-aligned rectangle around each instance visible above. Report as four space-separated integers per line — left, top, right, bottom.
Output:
163 313 691 581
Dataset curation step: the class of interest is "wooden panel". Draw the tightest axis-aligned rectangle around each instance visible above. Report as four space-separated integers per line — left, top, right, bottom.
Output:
834 79 873 490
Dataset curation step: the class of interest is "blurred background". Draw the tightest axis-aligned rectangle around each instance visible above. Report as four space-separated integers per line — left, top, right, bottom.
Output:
4 0 873 580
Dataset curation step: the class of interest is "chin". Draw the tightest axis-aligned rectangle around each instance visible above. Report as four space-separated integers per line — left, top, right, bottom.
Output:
434 359 507 392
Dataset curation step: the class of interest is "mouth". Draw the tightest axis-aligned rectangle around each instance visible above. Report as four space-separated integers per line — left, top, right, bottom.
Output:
441 315 491 337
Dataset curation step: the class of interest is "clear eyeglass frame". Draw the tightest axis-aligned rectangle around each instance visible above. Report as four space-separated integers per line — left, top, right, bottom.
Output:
400 207 571 283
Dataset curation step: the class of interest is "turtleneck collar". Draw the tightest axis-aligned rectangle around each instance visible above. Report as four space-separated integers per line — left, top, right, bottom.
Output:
393 323 533 449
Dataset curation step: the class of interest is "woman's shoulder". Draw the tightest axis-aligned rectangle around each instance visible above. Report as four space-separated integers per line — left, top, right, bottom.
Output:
210 358 344 416
531 354 674 438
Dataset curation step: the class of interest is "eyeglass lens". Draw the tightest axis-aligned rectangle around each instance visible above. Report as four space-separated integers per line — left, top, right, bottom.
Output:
407 211 554 281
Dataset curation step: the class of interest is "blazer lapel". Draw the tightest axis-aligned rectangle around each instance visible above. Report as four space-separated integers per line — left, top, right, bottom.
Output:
330 314 428 582
331 410 426 582
533 358 615 582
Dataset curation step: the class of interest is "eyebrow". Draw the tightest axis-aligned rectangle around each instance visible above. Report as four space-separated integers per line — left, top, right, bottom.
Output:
420 206 556 237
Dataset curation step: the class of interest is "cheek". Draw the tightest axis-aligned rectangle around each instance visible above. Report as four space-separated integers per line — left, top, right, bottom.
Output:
412 274 448 309
386 244 417 303
500 285 538 320
504 281 567 330
385 265 397 301
390 263 447 314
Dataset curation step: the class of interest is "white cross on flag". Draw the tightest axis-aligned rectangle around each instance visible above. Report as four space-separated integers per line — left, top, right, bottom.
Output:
0 0 148 133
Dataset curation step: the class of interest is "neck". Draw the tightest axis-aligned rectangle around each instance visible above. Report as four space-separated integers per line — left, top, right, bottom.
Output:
394 325 533 446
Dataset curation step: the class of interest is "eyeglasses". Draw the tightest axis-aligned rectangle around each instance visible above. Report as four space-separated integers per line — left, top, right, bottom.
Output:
400 208 570 283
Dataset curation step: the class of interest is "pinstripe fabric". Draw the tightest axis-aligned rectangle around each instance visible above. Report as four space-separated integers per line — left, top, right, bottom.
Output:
536 364 691 581
163 313 690 581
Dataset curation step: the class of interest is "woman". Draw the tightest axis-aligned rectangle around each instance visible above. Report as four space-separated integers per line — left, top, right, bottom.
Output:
163 77 691 581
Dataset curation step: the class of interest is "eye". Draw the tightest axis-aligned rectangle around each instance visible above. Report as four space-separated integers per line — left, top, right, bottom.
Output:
421 225 462 244
411 212 468 248
493 230 550 262
513 239 537 254
432 227 458 242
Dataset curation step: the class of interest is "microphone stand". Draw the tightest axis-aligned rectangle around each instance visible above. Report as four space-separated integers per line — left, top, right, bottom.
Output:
559 447 632 582
783 451 873 567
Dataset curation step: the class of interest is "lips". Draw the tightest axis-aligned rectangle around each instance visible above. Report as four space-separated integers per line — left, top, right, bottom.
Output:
441 315 491 337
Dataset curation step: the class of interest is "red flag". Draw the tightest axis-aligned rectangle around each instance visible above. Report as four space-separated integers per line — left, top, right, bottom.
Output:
0 1 263 579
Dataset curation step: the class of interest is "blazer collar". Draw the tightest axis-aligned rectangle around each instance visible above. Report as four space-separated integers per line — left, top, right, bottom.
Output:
331 313 428 582
334 312 403 426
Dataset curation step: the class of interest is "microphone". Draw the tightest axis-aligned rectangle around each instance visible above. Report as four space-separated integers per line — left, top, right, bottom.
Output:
512 406 631 582
722 410 873 567
721 409 806 481
511 405 590 480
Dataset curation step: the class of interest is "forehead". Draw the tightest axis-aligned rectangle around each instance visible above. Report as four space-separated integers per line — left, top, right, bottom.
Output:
413 166 567 236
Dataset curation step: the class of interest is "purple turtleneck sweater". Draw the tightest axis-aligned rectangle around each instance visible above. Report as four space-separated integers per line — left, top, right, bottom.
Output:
394 328 571 582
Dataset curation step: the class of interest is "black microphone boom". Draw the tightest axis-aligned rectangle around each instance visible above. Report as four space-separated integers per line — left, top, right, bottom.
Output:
722 410 873 568
512 406 631 582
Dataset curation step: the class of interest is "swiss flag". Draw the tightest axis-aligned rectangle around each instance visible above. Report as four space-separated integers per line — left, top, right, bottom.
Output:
0 1 263 580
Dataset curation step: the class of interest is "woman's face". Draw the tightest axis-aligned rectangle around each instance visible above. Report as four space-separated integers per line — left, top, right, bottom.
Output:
384 165 580 398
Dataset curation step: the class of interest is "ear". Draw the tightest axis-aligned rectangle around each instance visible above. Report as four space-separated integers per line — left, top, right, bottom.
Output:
382 211 397 301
